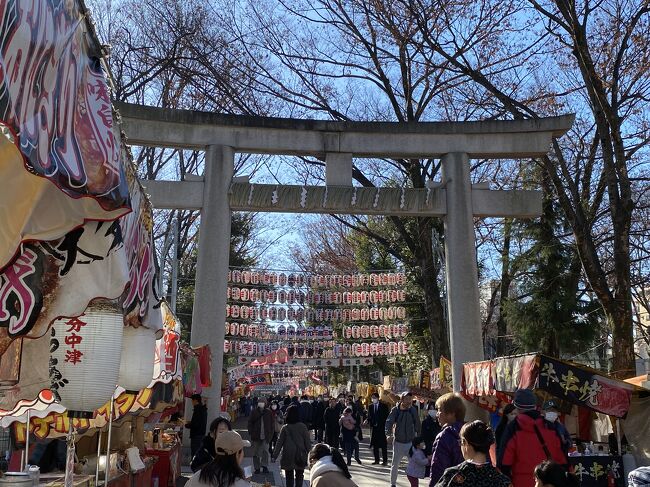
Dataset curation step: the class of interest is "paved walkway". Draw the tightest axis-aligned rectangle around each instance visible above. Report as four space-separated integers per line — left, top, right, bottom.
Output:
178 417 418 487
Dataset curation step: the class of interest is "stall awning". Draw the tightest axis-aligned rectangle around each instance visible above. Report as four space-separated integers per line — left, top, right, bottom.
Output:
461 354 647 418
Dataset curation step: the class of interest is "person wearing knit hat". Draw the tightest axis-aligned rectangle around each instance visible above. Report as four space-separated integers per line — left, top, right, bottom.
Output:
498 389 567 487
513 388 538 411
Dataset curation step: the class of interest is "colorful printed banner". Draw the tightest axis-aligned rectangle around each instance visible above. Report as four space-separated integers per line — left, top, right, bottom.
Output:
538 356 632 418
0 0 130 270
237 373 273 388
494 354 538 392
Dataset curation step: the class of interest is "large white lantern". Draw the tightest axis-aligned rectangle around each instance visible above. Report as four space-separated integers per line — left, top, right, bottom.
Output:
50 300 123 418
118 326 156 393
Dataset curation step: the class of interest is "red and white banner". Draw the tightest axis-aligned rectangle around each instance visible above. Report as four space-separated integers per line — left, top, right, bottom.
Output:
0 0 131 270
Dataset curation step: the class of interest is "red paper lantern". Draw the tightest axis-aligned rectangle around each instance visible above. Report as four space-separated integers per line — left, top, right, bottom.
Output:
240 306 250 320
370 342 378 355
360 325 369 338
279 273 288 286
224 340 231 353
232 270 242 283
270 272 278 285
278 290 287 304
370 308 380 321
242 271 251 284
352 275 360 287
249 324 259 337
399 290 406 302
251 271 260 284
239 323 248 336
241 288 250 302
387 307 395 320
361 343 370 356
370 325 379 338
231 305 240 319
360 274 369 286
230 322 240 335
278 307 287 321
269 307 277 320
397 307 406 319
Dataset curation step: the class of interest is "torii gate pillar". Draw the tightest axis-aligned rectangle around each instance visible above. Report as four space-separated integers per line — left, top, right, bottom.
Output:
190 145 233 425
442 153 484 392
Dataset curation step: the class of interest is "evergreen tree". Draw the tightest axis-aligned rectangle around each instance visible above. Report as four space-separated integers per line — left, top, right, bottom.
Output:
504 170 601 357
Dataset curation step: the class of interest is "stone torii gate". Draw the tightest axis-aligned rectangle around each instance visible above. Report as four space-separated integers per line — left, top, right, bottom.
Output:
116 102 573 425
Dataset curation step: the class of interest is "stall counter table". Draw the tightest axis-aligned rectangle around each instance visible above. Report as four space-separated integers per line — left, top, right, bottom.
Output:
568 455 624 487
145 442 181 487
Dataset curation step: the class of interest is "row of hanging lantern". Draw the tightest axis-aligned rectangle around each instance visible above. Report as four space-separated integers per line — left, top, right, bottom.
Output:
228 287 407 304
225 340 409 357
231 368 325 379
343 324 409 339
226 304 407 321
49 300 156 417
228 270 406 288
225 323 335 339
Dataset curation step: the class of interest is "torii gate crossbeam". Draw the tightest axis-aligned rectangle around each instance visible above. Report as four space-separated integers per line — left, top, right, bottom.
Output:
116 102 574 425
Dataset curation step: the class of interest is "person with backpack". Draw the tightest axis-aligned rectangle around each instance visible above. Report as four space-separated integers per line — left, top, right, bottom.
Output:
498 389 567 487
385 392 422 487
428 393 466 486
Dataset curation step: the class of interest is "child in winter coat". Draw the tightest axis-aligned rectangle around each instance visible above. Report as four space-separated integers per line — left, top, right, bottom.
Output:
406 437 431 487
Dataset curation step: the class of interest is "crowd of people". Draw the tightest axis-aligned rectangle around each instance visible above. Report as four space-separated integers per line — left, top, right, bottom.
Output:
185 389 649 487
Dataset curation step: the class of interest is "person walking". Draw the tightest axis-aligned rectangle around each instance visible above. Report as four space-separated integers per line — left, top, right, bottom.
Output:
272 405 312 487
495 404 517 456
406 437 431 487
185 430 251 487
434 420 511 487
385 392 421 487
421 403 442 456
428 393 466 486
186 394 208 459
498 389 567 487
309 443 359 487
324 397 342 449
247 397 274 474
191 417 232 473
299 395 313 430
340 407 362 465
312 395 326 442
366 392 389 465
268 400 284 455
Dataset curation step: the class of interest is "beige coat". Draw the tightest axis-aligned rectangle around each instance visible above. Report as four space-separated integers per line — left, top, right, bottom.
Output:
309 457 359 487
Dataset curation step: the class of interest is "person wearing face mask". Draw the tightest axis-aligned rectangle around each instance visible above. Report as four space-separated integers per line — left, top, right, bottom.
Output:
191 417 232 473
495 403 517 457
385 392 422 487
365 392 389 465
407 437 432 487
421 403 442 457
269 400 284 455
542 400 571 455
247 398 274 474
339 407 361 465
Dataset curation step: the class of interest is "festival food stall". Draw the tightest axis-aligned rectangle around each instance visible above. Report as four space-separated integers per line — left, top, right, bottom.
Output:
460 353 650 487
0 301 184 486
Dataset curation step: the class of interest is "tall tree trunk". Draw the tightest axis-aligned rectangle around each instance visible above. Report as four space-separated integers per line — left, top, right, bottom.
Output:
496 219 512 355
415 218 449 364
